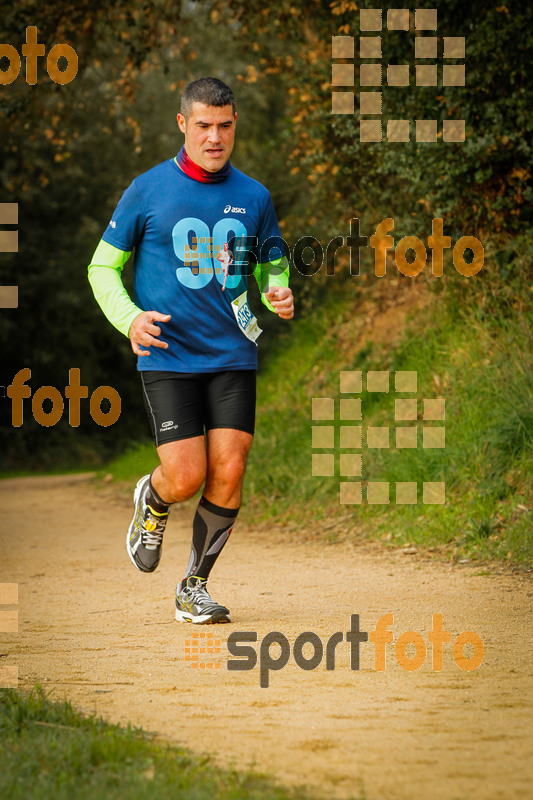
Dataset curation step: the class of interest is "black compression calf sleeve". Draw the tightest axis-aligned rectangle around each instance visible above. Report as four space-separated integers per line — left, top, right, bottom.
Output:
181 495 239 587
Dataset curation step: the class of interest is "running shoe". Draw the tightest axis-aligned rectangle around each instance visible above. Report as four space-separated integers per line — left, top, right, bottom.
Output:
175 576 230 624
126 474 169 573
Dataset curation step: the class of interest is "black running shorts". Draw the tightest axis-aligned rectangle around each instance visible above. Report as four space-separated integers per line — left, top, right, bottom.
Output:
140 370 256 446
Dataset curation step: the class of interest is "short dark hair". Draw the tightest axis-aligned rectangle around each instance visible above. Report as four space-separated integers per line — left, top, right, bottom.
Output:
180 77 236 119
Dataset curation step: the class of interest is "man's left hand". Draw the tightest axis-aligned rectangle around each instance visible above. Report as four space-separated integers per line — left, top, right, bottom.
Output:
264 286 294 319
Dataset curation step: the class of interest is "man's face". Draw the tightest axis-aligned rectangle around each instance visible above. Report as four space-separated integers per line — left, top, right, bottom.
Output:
177 102 237 172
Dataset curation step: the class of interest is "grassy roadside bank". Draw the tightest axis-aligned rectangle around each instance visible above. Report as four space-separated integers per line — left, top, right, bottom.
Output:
248 250 532 564
0 687 341 800
99 237 532 566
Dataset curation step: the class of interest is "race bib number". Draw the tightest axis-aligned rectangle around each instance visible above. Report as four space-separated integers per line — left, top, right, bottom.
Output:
231 292 262 343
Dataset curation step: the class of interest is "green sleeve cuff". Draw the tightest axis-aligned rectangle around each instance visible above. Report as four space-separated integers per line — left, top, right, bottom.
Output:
87 240 142 337
253 255 290 313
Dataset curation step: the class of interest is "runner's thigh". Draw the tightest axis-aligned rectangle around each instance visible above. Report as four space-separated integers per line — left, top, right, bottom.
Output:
203 370 256 435
140 371 207 446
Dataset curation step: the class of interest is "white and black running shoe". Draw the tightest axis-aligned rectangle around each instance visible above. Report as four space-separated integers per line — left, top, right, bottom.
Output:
175 576 230 624
126 475 169 573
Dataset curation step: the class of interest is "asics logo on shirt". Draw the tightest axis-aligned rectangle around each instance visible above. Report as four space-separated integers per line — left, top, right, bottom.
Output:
224 205 246 214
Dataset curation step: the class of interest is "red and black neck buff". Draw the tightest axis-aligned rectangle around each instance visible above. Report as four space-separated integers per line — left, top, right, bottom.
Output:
175 145 231 183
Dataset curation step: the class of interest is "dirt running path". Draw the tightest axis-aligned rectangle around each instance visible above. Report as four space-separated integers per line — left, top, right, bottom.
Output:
1 475 532 799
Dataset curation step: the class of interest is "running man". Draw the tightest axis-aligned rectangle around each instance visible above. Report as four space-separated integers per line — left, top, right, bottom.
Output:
88 77 293 624
216 242 233 291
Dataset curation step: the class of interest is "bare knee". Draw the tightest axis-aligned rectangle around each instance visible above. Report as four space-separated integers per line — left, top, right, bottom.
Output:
207 452 248 492
204 430 253 507
154 436 207 503
158 466 205 503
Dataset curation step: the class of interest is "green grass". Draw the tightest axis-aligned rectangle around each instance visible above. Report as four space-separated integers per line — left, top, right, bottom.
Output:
97 438 157 484
243 242 533 564
0 687 352 800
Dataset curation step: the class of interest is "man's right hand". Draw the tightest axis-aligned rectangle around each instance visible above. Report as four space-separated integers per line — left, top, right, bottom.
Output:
129 311 171 356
